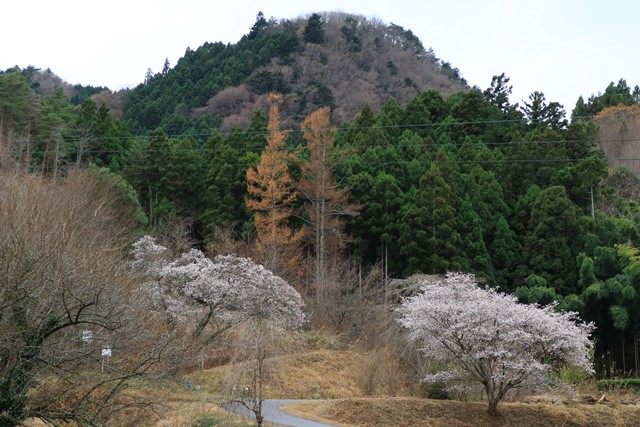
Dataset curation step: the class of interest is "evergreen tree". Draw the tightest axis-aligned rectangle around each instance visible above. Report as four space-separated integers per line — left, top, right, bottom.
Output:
162 58 170 75
144 67 153 84
35 89 73 177
572 95 589 118
400 163 463 275
490 216 521 290
577 253 597 290
203 129 259 237
346 171 403 272
457 197 493 279
303 13 325 44
522 91 567 129
464 166 510 239
0 71 33 138
248 11 268 39
402 90 448 138
551 120 607 211
125 128 176 226
483 73 516 115
72 98 97 167
93 103 131 170
524 186 578 293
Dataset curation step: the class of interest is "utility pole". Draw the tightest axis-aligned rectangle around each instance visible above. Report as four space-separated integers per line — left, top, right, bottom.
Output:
384 244 389 303
590 186 595 218
358 262 362 299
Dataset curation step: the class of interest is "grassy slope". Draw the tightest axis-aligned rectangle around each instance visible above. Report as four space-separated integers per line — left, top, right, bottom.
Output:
186 349 408 399
283 397 640 427
29 347 639 426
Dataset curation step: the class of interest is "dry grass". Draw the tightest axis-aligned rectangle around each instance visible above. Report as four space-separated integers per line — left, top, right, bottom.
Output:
283 397 640 426
99 379 252 426
188 349 406 399
149 401 252 427
190 350 362 399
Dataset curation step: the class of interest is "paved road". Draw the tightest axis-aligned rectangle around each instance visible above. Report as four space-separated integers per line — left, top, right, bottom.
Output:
222 399 334 427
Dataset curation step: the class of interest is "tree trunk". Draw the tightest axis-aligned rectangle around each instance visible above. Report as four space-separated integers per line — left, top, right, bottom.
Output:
488 398 499 416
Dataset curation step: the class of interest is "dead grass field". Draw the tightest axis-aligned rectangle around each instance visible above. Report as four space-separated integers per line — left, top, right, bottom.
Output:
22 380 253 427
283 397 640 427
24 346 640 426
187 349 408 399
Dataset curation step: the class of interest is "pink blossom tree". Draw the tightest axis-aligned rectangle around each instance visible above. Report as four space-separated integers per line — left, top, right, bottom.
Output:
398 272 594 415
131 235 305 338
132 235 305 426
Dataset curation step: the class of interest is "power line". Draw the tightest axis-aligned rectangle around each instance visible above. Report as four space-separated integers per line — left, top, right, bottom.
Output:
21 156 630 168
11 136 636 155
4 114 600 143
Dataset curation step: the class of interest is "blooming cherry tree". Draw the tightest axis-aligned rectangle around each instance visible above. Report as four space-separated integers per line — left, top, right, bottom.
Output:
132 236 305 426
397 272 594 415
131 234 169 273
131 236 305 335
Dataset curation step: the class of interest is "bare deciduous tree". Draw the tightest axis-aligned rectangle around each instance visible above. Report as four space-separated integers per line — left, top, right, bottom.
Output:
0 171 177 426
224 320 299 427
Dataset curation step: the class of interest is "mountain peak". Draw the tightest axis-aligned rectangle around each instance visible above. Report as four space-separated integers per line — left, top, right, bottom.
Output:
123 11 467 133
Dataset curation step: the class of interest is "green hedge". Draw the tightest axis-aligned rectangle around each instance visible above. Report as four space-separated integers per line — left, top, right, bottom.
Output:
596 378 640 392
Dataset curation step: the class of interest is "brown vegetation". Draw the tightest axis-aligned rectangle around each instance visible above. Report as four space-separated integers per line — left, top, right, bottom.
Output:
245 93 304 280
91 89 126 119
595 105 640 173
193 84 253 119
299 107 358 312
0 171 183 425
187 348 408 400
283 397 640 427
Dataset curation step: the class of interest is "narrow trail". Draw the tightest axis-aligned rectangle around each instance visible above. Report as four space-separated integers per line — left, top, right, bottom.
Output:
222 399 334 427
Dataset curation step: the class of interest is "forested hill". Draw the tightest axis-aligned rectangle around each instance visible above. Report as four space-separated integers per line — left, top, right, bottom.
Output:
2 66 108 105
122 12 468 134
4 9 640 377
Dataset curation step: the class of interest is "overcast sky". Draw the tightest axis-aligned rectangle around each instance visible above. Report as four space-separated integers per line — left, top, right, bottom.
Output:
2 0 638 113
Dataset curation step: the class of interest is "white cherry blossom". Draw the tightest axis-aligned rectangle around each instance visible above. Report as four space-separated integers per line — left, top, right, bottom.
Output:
131 236 305 329
398 272 594 414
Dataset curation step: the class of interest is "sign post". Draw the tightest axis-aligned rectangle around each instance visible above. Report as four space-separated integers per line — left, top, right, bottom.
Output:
101 345 112 372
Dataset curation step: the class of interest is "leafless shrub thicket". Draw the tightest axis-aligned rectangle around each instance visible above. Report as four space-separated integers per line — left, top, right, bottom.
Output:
595 105 640 173
0 171 184 425
28 69 75 98
193 84 253 119
91 90 126 119
222 320 301 427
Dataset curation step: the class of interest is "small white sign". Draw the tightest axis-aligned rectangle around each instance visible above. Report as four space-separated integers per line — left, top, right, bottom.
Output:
101 346 112 357
82 330 93 343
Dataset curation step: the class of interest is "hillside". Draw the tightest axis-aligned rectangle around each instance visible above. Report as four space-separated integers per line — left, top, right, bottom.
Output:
122 12 468 133
1 66 108 105
6 7 640 426
594 104 640 173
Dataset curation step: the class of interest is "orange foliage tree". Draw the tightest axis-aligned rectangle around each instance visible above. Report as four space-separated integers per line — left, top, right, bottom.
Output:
299 107 357 303
246 93 303 279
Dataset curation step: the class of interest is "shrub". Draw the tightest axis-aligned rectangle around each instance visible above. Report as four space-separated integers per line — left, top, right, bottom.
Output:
423 382 451 400
193 414 222 427
597 378 640 393
559 365 590 386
